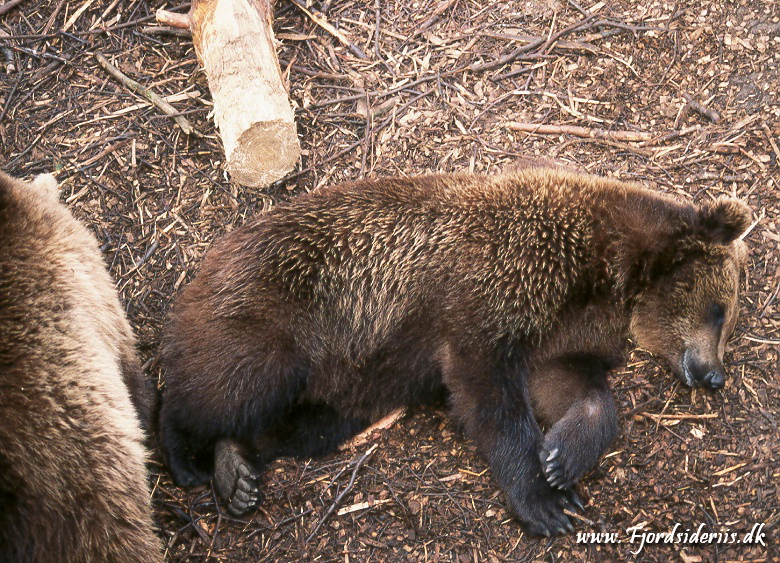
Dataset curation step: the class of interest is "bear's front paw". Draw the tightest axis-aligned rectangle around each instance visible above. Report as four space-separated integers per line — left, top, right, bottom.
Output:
540 435 595 490
540 444 574 490
511 484 582 537
214 439 262 516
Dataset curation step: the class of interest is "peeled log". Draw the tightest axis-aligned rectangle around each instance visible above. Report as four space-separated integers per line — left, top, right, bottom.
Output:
190 0 300 187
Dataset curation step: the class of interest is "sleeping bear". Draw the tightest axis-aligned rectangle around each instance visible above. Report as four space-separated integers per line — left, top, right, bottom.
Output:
0 171 160 561
158 164 750 536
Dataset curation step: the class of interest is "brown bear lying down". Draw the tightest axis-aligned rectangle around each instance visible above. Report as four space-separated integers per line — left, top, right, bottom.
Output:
158 164 749 536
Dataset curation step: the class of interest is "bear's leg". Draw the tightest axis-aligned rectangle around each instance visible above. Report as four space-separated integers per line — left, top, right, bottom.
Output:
158 415 212 486
529 354 618 491
441 344 578 536
213 404 370 516
159 347 310 488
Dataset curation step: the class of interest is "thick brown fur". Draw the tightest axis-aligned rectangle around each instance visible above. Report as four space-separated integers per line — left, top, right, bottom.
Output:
0 171 161 562
159 165 750 536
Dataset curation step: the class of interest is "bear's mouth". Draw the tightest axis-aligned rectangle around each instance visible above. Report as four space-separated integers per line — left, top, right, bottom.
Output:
680 349 696 387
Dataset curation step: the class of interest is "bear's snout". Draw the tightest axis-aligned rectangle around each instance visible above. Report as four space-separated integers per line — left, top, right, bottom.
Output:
702 369 725 389
682 348 726 390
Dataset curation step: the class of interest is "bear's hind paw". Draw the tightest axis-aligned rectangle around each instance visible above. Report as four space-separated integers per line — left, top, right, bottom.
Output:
227 463 262 515
214 439 263 516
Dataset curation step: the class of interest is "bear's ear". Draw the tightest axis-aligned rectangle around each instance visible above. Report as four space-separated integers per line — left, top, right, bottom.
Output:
695 197 752 245
30 173 60 200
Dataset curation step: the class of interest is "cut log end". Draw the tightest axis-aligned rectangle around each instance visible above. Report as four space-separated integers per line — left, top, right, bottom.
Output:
226 120 301 187
192 0 301 187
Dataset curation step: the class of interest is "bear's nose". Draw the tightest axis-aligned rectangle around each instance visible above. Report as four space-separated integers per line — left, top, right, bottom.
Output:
703 370 725 389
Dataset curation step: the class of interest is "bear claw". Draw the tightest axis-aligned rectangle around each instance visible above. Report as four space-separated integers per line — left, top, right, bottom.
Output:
566 488 584 512
540 444 577 490
515 480 583 537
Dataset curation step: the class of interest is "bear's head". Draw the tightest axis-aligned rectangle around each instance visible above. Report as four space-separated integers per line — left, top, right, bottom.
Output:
629 197 751 390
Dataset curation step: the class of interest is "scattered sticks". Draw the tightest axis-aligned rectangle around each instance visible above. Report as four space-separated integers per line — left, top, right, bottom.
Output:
411 0 459 39
95 52 199 136
288 0 367 60
305 444 378 543
470 13 665 76
471 12 598 72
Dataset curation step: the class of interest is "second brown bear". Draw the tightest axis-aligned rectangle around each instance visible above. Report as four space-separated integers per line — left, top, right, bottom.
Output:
159 164 749 536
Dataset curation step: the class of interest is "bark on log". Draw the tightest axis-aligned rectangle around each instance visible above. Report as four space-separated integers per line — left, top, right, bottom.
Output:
190 0 300 187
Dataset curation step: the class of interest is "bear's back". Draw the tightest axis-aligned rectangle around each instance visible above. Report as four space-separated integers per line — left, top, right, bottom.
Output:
0 171 160 562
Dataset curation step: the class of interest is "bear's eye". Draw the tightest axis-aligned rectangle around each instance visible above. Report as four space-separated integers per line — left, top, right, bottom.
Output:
707 302 726 328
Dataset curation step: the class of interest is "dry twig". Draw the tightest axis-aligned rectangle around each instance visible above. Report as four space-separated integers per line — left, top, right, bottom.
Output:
341 408 406 450
141 25 191 38
156 8 190 29
761 121 780 163
95 52 200 136
504 122 654 142
0 30 15 72
640 413 718 421
682 92 720 123
0 0 25 17
62 0 97 32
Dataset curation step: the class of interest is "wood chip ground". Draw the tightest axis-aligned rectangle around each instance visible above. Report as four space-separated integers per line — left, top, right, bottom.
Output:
1 0 778 561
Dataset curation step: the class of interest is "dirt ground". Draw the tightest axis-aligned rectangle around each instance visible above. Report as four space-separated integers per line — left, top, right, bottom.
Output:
1 0 778 561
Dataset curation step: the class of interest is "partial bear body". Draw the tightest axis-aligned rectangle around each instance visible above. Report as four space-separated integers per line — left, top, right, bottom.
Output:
159 165 749 536
0 172 161 562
